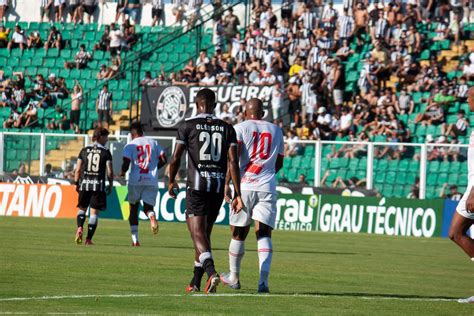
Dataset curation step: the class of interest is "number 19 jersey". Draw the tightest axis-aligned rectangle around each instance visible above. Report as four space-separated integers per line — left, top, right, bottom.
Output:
123 136 165 186
234 120 284 193
177 113 237 193
78 143 113 192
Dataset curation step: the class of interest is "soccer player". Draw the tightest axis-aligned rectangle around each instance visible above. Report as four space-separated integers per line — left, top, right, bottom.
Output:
168 88 243 294
449 87 474 260
220 98 284 293
74 127 114 245
120 122 167 246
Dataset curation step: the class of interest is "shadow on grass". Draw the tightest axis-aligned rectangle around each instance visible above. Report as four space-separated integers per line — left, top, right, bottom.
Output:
269 291 458 300
152 245 361 256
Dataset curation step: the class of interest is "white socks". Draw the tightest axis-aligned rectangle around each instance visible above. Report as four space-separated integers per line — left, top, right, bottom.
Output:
199 251 212 264
131 225 139 243
147 211 155 220
228 239 245 282
89 215 98 225
257 237 273 286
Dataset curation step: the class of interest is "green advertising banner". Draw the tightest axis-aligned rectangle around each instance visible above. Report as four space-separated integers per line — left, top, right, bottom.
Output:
316 196 444 237
275 194 319 232
102 187 445 238
102 186 230 225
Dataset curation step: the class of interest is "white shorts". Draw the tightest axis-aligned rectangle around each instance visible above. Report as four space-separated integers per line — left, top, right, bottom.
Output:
457 133 474 220
230 191 277 229
333 89 343 105
127 185 158 206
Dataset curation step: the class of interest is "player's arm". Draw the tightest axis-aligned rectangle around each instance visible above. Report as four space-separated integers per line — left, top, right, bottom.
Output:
120 144 131 177
106 160 114 195
158 151 167 170
466 187 474 212
228 144 244 213
275 154 284 173
468 87 474 112
74 158 82 191
225 141 242 202
168 143 185 199
120 157 131 177
275 130 284 173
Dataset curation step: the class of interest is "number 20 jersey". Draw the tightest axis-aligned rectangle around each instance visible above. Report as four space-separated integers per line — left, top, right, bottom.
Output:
234 120 284 193
177 113 237 193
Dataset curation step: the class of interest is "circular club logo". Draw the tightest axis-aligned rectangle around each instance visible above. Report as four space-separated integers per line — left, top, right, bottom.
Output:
156 87 187 128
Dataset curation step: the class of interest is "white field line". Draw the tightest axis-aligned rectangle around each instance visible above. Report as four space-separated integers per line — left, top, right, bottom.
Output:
0 293 464 303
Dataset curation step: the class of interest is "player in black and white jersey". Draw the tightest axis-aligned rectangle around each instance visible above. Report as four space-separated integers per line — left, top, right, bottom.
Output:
168 88 243 294
74 127 114 245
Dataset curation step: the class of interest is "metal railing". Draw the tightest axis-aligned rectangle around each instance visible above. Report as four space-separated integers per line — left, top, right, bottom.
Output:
0 131 469 199
0 131 176 177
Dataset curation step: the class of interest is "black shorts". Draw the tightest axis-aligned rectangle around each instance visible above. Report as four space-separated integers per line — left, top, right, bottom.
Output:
185 188 224 223
152 8 163 19
116 4 124 13
84 4 96 15
10 42 24 48
288 99 301 114
70 109 80 125
54 4 64 13
98 109 110 123
69 4 80 12
110 46 120 56
453 125 467 136
281 8 292 20
77 190 107 210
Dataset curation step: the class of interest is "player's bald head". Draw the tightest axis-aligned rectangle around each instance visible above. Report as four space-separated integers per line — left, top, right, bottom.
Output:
196 88 216 114
245 98 264 120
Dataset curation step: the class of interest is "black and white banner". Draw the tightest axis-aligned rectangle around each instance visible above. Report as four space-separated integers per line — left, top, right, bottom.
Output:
141 85 273 129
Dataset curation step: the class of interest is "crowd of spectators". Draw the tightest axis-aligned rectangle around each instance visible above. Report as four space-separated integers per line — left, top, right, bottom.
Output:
0 0 182 26
135 3 472 138
137 0 473 192
0 17 139 133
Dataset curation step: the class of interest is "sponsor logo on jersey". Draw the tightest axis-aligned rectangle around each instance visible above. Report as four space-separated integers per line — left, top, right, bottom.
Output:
156 87 187 128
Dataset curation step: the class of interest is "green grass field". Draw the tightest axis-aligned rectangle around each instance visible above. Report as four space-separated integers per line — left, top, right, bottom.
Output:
1 216 473 315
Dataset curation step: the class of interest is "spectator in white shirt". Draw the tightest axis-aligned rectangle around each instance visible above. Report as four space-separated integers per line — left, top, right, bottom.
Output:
200 71 216 86
271 81 285 120
340 107 353 135
7 25 26 54
284 129 301 156
217 102 235 123
109 23 124 58
195 49 209 72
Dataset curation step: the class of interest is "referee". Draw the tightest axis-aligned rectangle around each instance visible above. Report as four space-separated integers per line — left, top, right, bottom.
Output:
96 84 113 129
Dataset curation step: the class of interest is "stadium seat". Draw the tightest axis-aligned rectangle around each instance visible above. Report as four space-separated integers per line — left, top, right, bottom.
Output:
428 161 440 173
374 172 385 184
427 173 438 186
386 171 396 183
387 160 399 171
